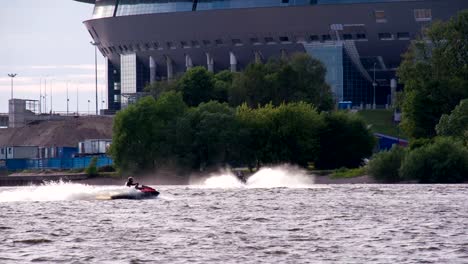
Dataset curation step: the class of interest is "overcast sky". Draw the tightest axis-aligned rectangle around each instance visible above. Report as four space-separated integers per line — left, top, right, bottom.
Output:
0 0 106 114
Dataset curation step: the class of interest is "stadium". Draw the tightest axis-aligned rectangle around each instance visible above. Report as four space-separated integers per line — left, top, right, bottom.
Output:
75 0 468 111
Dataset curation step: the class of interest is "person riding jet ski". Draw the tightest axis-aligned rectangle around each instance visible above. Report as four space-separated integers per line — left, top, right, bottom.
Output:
125 177 142 190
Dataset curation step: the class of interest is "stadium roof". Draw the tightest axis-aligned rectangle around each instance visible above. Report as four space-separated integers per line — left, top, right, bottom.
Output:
74 0 95 4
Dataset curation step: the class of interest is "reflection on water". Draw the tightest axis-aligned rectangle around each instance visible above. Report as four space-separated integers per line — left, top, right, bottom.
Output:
0 182 467 263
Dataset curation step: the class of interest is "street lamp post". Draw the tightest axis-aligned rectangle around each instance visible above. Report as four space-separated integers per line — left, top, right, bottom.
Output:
66 81 70 115
88 99 91 115
372 63 377 110
90 41 100 115
8 74 17 100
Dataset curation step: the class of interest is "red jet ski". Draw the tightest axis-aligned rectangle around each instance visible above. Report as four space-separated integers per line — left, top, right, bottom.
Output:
111 185 160 200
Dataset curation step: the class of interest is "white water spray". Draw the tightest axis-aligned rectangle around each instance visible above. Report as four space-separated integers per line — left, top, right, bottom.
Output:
0 181 132 202
201 165 314 188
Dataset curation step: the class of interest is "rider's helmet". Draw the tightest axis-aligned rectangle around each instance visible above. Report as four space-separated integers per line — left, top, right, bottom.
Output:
127 176 133 182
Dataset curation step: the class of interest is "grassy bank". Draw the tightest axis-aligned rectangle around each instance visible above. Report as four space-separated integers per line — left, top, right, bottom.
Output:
357 109 406 139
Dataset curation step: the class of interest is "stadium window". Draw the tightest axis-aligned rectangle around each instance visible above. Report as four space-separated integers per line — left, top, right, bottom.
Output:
181 41 190 48
153 42 160 49
374 10 387 23
191 40 200 48
397 32 410 40
310 35 319 42
356 33 367 40
232 39 243 46
203 40 211 46
279 36 290 42
265 37 275 44
414 9 432 22
322 34 332 41
145 43 151 50
378 33 393 40
250 37 261 45
343 34 353 40
167 42 176 49
215 39 224 46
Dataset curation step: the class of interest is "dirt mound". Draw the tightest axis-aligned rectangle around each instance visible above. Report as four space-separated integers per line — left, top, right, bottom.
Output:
0 116 113 147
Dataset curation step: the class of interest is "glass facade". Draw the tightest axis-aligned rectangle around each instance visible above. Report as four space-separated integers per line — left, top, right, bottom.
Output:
119 53 150 109
342 51 373 105
92 0 117 18
121 53 137 95
304 43 344 102
304 42 373 105
91 0 418 18
116 0 193 16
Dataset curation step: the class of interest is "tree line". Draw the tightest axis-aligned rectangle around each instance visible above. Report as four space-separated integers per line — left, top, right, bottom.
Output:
110 94 374 173
146 53 334 111
369 10 468 183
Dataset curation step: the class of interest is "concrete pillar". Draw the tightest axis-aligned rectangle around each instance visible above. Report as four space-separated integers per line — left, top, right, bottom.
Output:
390 78 397 107
230 52 237 72
149 56 157 83
185 54 193 70
165 56 173 80
281 49 287 60
206 53 214 72
254 51 262 64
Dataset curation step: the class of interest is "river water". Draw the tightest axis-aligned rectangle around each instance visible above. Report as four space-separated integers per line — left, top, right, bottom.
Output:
0 168 467 263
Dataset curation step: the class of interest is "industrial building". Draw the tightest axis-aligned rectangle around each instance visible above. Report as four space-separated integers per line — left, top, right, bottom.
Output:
75 0 468 110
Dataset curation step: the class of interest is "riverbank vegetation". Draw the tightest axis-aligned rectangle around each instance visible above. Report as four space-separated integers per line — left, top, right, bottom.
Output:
369 10 468 183
110 94 374 173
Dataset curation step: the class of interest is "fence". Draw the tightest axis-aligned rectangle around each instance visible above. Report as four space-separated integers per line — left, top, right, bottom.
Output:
2 156 113 171
375 133 409 151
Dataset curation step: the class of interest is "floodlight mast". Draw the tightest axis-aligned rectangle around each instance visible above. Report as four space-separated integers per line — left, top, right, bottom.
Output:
8 73 17 99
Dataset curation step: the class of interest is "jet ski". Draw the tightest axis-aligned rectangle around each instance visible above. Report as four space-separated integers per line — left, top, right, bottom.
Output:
110 185 160 200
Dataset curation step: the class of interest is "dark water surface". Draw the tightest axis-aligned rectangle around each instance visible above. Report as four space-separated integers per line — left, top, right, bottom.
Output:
0 184 467 263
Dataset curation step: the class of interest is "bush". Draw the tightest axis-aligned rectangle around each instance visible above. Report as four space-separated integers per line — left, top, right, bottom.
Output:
408 138 433 150
368 146 407 183
85 157 99 177
315 112 375 169
436 99 468 143
400 137 468 183
98 165 115 173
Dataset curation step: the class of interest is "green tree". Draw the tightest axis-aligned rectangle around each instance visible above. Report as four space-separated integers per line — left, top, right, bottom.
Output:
178 66 216 107
397 10 468 138
186 101 239 170
368 146 407 183
287 53 334 111
266 102 323 167
436 99 468 143
110 92 187 172
85 157 99 177
315 112 375 169
212 70 234 103
234 104 275 170
145 79 177 99
228 54 333 110
229 63 272 107
400 137 468 183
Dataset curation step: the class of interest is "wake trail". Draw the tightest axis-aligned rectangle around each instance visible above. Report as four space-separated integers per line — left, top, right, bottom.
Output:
199 165 315 188
0 181 135 202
